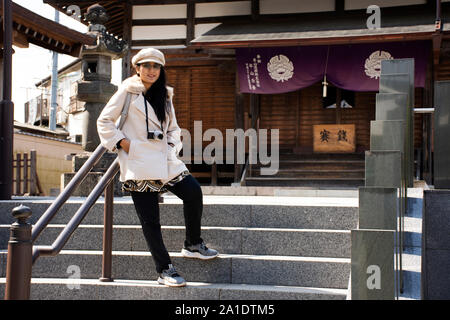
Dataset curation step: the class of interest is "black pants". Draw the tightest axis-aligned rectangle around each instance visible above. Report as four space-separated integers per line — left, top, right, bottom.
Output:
130 174 203 273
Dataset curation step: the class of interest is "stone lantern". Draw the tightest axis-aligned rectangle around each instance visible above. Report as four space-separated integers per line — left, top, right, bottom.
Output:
62 4 128 196
77 4 128 151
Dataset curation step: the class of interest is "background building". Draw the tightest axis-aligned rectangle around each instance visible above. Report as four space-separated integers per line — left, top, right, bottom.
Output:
43 0 449 187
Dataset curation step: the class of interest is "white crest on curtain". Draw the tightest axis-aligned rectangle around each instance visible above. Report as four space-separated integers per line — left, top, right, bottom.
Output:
267 54 294 82
364 50 393 79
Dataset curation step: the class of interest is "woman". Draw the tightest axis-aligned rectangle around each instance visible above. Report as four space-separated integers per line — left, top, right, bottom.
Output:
97 48 218 287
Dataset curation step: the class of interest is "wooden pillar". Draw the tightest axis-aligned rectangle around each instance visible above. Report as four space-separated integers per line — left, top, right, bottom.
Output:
29 150 37 196
234 70 245 182
186 0 195 46
250 94 260 129
122 1 132 81
336 0 345 13
251 0 259 21
295 90 300 149
0 0 14 200
15 153 21 195
23 153 28 195
336 88 342 124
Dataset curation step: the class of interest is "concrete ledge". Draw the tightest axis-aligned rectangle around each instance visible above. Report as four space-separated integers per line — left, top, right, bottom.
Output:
0 278 347 300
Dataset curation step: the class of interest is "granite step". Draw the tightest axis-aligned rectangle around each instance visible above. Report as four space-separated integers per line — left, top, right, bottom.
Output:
254 160 365 170
250 168 365 179
0 278 348 300
0 225 351 258
0 199 358 230
244 177 365 188
0 196 355 300
0 250 351 289
278 153 365 161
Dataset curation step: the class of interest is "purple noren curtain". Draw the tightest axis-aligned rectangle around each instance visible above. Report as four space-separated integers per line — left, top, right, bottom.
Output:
236 41 430 94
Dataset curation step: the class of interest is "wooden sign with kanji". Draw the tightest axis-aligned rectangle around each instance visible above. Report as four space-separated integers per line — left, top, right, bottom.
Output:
313 124 356 153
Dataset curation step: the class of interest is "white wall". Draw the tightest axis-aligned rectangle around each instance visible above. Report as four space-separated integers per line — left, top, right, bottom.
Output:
132 4 187 19
132 25 187 40
195 1 251 17
260 0 335 14
345 0 426 10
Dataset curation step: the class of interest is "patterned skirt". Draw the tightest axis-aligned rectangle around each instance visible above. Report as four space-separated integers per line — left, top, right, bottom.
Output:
122 170 191 193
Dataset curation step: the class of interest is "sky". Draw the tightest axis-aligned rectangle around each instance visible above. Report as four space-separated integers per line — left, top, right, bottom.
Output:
11 0 122 123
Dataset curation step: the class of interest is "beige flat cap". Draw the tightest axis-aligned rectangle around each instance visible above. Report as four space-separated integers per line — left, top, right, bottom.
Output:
132 48 165 67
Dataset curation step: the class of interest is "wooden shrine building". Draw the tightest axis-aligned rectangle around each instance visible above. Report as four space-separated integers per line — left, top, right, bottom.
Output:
44 0 450 187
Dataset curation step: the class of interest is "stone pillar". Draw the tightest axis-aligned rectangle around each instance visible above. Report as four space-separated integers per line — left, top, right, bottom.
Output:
351 229 395 300
433 81 450 188
422 190 450 299
421 81 450 299
378 73 413 187
380 59 415 188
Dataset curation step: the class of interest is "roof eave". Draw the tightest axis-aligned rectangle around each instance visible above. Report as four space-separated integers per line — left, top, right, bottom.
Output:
191 28 446 49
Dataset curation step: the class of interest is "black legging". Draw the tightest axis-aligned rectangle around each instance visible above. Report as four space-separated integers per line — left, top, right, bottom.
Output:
130 174 203 273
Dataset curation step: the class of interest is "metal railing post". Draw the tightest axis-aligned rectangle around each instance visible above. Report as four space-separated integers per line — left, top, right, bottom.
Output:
4 205 32 300
100 180 114 282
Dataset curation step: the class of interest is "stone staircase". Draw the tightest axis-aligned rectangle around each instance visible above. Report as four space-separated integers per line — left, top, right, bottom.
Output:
245 153 365 187
0 194 357 300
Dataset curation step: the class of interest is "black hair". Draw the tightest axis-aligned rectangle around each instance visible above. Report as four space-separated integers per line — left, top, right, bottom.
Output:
142 66 170 125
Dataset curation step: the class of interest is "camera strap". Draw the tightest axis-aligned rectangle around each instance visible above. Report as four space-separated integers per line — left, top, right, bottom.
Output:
143 93 163 132
143 93 150 134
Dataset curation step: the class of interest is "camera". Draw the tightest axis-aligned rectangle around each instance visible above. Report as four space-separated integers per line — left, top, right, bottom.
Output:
147 130 164 140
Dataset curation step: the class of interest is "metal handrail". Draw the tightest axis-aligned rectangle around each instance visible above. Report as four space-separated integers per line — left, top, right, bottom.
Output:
5 142 119 299
31 144 107 243
239 155 249 186
32 154 119 263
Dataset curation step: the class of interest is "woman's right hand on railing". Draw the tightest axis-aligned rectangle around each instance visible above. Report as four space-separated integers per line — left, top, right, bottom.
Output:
120 138 131 153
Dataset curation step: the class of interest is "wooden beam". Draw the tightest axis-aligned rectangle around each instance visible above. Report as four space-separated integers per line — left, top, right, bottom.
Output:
131 0 244 4
44 0 126 4
426 0 435 8
165 58 221 67
192 32 437 48
5 2 95 46
131 39 186 47
12 30 29 48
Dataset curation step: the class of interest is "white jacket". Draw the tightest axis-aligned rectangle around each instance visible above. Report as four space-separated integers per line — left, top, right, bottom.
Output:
96 75 188 183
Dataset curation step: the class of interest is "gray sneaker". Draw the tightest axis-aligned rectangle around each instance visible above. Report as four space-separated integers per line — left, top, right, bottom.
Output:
181 242 219 260
157 264 186 287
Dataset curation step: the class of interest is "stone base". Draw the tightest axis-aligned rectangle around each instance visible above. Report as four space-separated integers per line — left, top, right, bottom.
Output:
72 151 117 172
62 172 127 197
422 189 450 299
62 152 128 197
